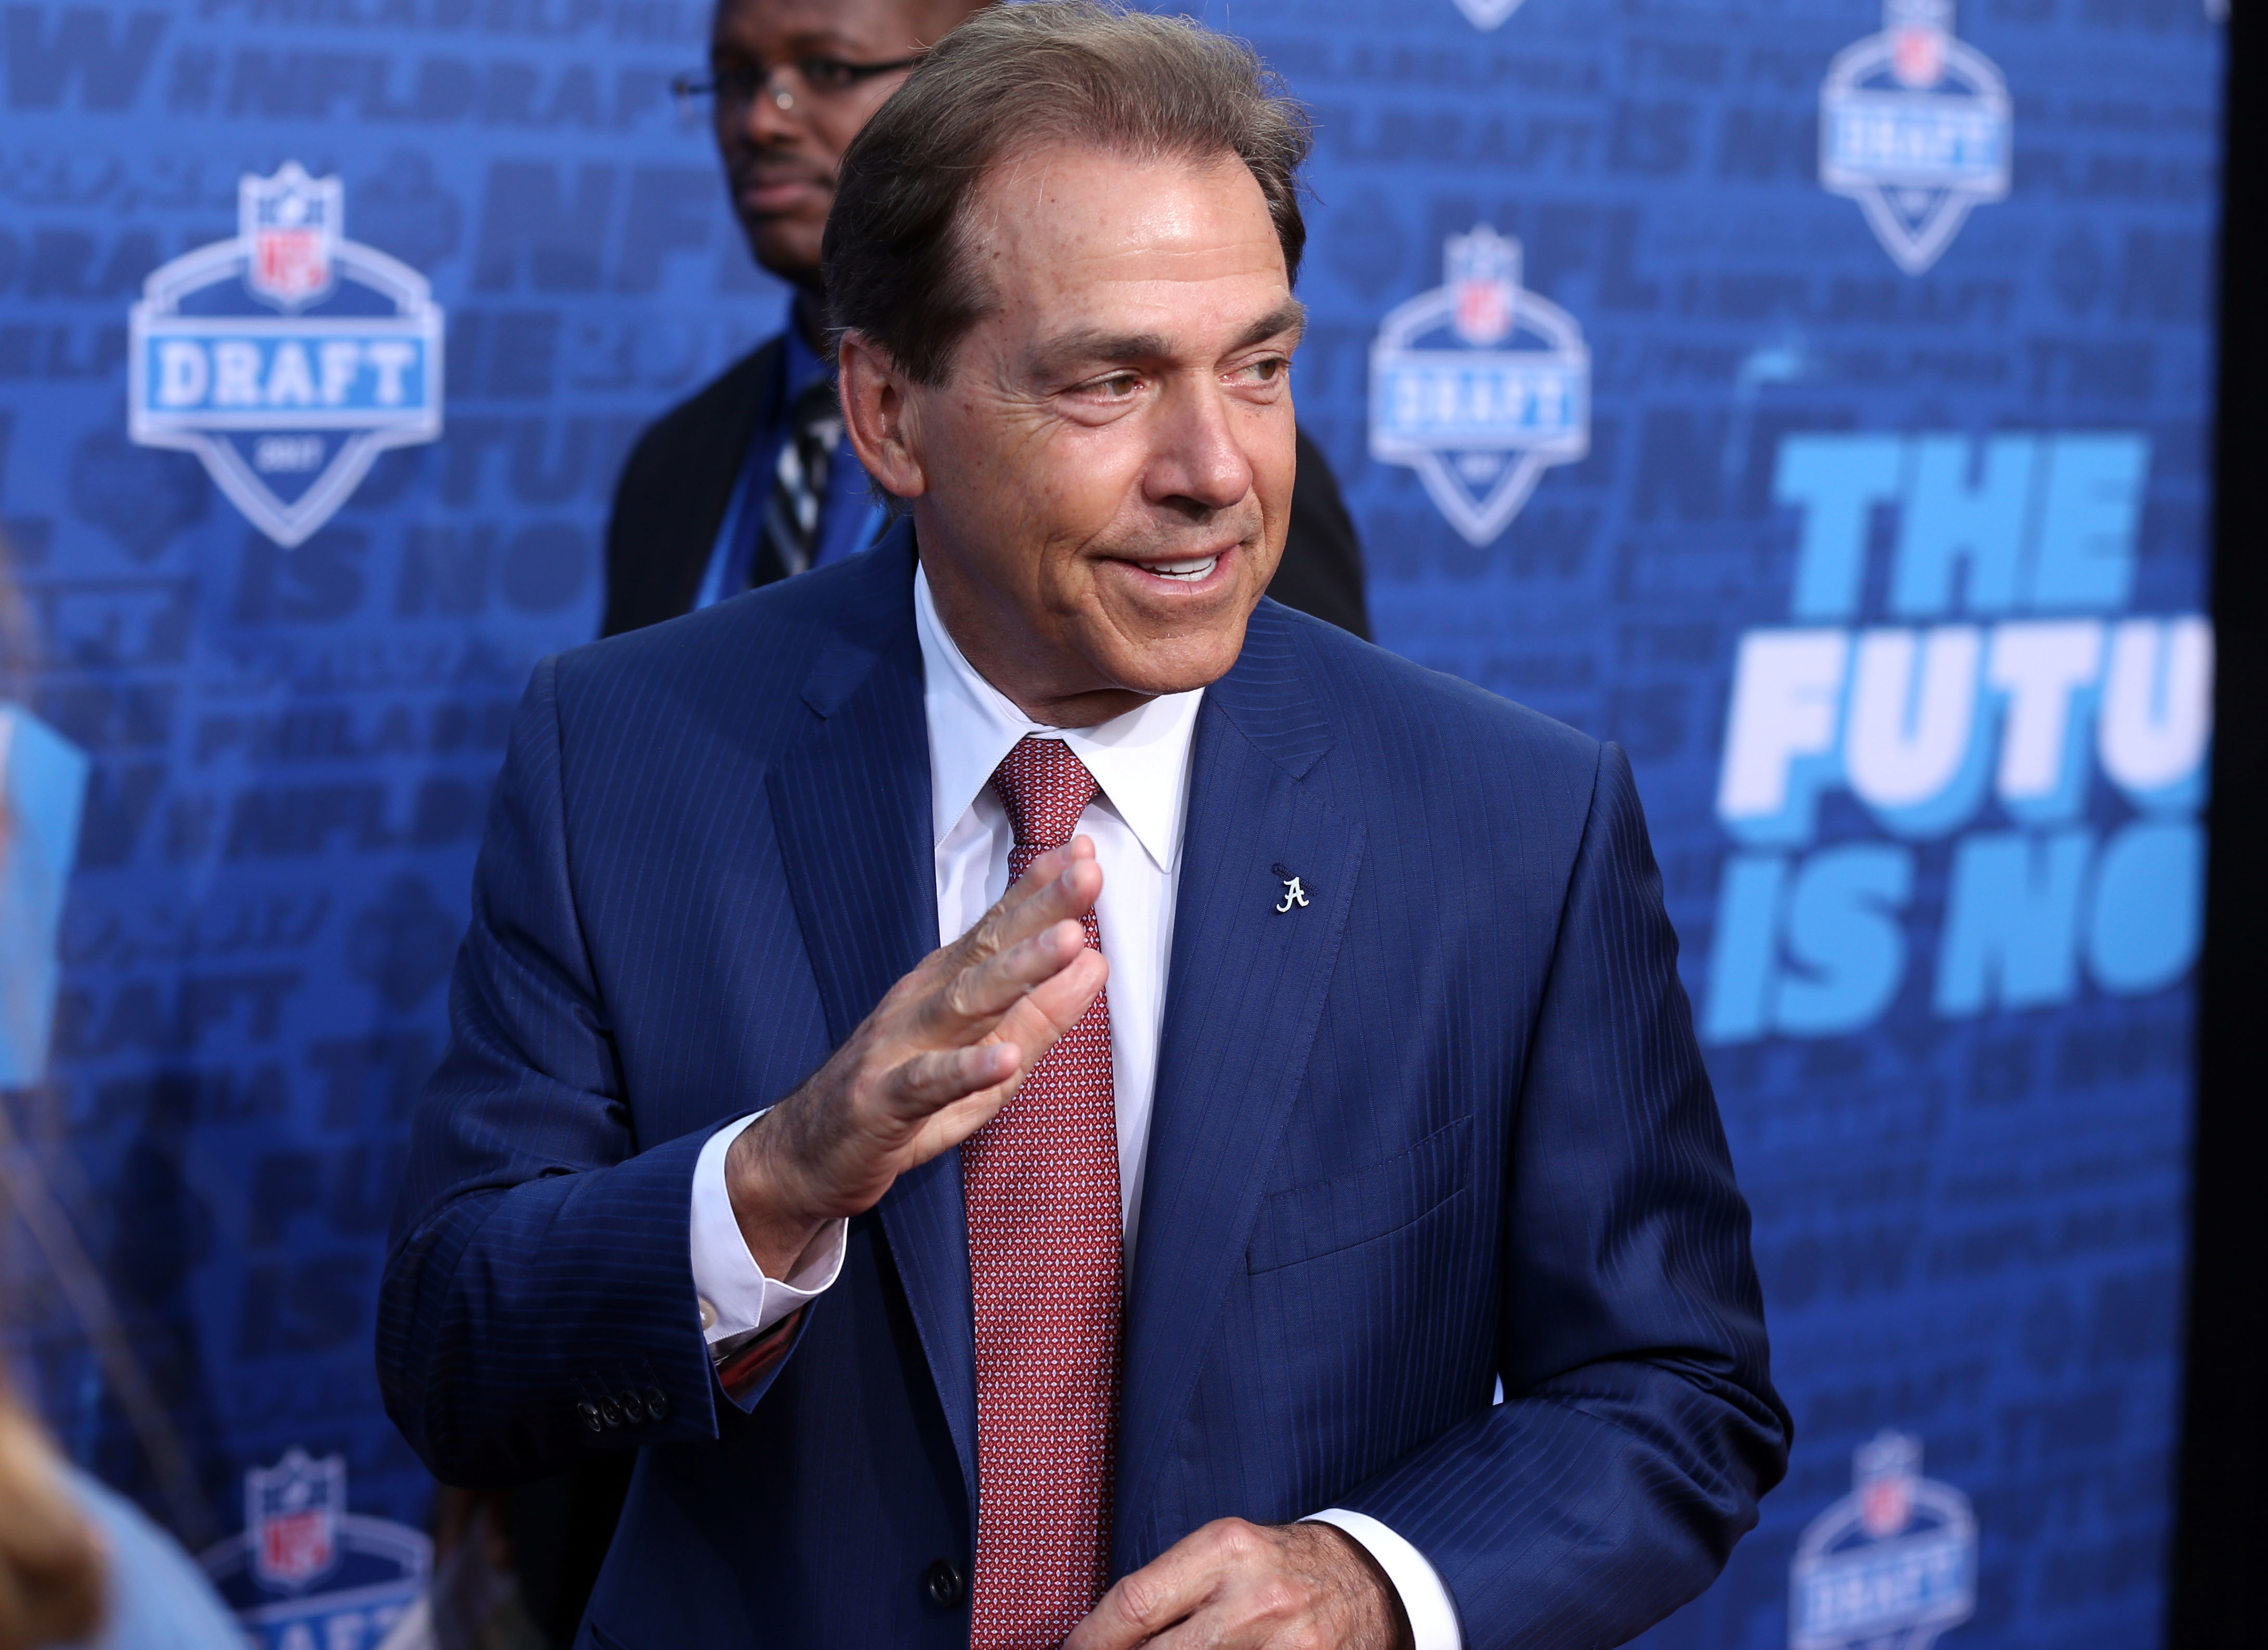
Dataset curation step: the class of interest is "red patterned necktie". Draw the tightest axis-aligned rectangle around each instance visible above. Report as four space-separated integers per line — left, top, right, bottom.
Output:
961 736 1124 1649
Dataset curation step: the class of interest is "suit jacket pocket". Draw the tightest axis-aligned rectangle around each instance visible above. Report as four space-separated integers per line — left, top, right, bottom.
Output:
1245 1115 1473 1273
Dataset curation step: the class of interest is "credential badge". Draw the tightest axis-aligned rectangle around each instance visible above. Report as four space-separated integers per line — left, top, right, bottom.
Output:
1789 1431 1977 1650
1370 227 1589 548
129 163 444 547
1820 0 2012 274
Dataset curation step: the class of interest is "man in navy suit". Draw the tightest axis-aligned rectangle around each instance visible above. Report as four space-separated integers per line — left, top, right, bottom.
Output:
380 7 1789 1647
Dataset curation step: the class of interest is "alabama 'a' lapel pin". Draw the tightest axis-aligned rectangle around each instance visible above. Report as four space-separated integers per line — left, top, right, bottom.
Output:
1271 862 1310 914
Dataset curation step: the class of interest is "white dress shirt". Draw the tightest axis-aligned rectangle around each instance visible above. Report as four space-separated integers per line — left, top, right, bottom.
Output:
686 565 1461 1649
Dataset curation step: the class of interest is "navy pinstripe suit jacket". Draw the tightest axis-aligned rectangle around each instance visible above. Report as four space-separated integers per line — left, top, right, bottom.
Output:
380 522 1789 1649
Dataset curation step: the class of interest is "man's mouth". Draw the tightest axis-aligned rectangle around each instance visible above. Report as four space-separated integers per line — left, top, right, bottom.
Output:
1135 555 1220 582
731 162 833 216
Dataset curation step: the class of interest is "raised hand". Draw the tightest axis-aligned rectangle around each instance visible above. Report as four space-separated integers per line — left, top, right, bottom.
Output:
724 837 1108 1276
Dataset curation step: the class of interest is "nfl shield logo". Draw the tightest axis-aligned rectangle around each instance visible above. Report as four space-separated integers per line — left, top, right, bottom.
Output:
246 1448 344 1591
1889 20 1946 88
242 163 341 311
1855 1430 1920 1538
1450 230 1520 347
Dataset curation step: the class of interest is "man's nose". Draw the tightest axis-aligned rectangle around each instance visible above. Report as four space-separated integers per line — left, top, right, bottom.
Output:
737 70 804 146
1146 381 1256 514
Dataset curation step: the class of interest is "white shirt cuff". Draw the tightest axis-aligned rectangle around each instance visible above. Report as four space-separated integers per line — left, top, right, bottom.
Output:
1302 1509 1462 1650
689 1111 848 1345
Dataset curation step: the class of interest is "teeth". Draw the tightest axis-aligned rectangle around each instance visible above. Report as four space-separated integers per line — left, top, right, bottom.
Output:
1137 555 1219 580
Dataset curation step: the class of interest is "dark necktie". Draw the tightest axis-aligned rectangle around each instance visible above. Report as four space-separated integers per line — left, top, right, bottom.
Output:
759 374 841 582
961 736 1124 1649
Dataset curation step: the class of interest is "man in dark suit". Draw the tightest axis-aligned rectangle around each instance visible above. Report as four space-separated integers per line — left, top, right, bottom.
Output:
382 8 1787 1646
543 7 1363 1633
602 0 1370 643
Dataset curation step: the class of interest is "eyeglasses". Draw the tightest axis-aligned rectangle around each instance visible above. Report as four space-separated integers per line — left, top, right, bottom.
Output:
671 54 926 113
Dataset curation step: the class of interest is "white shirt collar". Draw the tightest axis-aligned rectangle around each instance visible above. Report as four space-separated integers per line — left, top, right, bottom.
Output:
914 562 1203 873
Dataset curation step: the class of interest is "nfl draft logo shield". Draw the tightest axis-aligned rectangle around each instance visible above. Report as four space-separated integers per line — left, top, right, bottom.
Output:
128 163 444 548
202 1449 429 1649
1370 227 1589 548
1820 0 2011 274
1790 1432 1978 1650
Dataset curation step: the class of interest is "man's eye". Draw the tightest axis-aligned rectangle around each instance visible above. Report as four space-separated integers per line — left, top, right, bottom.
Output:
1234 357 1288 385
1087 374 1142 399
799 58 860 92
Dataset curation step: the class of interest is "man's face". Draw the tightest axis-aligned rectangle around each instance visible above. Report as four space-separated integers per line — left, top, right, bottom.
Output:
710 0 973 287
868 147 1302 724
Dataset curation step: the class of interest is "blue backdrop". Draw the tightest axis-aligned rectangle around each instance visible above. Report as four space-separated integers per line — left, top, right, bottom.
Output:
0 2 2220 1647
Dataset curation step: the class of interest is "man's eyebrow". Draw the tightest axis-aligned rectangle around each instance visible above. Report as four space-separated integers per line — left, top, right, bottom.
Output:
712 24 867 58
1234 299 1308 352
1028 328 1172 377
1029 300 1309 379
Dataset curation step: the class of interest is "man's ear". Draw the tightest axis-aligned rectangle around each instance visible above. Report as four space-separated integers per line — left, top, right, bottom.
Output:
838 331 928 500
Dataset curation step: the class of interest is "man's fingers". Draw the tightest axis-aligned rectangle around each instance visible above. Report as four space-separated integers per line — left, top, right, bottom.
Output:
948 839 1102 968
884 946 1107 1160
921 941 1105 1090
920 913 1093 1041
1064 1522 1252 1650
893 1042 1021 1113
988 945 1107 1050
1063 1566 1201 1650
1008 836 1089 897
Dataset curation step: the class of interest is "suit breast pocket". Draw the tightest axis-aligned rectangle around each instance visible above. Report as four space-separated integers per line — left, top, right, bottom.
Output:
1245 1115 1474 1274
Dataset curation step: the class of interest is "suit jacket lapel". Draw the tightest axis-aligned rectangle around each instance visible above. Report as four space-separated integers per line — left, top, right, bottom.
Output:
1113 606 1366 1568
764 525 980 1515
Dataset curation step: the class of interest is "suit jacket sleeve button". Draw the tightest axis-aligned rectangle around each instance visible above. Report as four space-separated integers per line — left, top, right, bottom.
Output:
578 1401 604 1434
597 1397 623 1429
923 1559 965 1608
617 1390 648 1423
642 1385 671 1421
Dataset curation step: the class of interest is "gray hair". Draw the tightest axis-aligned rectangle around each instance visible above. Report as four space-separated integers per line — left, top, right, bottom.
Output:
822 1 1312 385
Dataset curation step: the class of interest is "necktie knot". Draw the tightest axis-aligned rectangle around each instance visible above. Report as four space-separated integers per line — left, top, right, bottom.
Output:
989 737 1099 858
